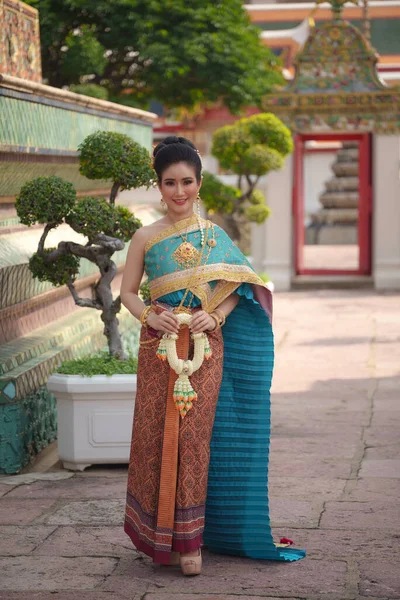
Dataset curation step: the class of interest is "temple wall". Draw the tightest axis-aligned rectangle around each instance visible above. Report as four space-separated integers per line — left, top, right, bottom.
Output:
0 71 156 473
253 154 294 291
373 135 400 289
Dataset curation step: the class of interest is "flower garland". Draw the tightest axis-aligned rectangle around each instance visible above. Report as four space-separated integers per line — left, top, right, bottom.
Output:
156 313 212 418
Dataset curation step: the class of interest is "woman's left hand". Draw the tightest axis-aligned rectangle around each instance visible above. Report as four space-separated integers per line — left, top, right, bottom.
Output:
190 310 216 333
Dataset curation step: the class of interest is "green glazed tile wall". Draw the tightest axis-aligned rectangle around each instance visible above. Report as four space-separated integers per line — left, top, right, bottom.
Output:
0 160 109 197
0 95 153 152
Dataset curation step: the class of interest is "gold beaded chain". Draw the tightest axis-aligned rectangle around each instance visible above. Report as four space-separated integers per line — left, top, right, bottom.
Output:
173 221 215 313
139 219 216 346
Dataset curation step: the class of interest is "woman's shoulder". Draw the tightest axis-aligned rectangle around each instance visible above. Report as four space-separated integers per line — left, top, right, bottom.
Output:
133 218 170 244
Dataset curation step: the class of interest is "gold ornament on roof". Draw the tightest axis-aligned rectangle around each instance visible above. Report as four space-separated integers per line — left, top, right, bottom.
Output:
316 0 358 19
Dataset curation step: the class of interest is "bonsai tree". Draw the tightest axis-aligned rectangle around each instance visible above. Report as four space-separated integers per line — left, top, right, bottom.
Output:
15 131 154 359
204 113 293 242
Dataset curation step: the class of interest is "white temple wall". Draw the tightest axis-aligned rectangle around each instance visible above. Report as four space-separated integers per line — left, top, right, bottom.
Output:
373 135 400 290
252 154 294 291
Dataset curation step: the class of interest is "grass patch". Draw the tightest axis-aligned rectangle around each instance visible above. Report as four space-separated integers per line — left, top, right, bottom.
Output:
57 352 138 377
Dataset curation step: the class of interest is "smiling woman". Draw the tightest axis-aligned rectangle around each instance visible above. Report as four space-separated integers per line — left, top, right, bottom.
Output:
120 136 305 576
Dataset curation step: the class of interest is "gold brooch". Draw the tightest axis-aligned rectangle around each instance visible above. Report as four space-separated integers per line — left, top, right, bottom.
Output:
172 241 202 268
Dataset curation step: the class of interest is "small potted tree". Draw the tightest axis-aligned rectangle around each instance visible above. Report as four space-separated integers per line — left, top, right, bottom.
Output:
15 131 154 470
202 113 293 246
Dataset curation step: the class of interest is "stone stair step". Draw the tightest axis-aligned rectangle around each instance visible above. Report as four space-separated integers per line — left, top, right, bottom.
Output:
0 310 102 376
0 307 136 402
320 192 359 209
325 177 359 191
337 148 358 162
332 163 359 177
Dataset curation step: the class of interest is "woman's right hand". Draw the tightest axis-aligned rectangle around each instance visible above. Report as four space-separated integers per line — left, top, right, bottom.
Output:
146 310 180 334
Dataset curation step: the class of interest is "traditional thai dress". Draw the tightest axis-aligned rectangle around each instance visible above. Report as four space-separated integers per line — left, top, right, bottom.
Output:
124 215 305 564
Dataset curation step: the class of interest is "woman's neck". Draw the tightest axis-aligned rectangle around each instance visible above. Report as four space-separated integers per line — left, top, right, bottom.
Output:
165 211 195 225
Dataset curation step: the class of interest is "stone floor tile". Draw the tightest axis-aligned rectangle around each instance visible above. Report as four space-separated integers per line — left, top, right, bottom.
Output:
359 460 400 479
272 527 400 560
269 498 320 528
0 594 130 600
34 525 135 557
0 483 13 497
0 526 57 556
345 477 400 503
7 476 127 499
0 556 117 591
268 476 346 501
364 443 400 461
269 454 352 479
0 499 57 525
102 553 347 598
320 501 400 533
359 558 400 598
40 500 125 526
145 596 302 600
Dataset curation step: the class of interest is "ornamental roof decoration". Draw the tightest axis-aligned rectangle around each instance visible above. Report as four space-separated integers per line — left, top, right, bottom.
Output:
262 0 400 134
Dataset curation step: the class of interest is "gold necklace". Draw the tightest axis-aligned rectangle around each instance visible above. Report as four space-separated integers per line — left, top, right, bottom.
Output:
171 218 202 270
175 221 215 313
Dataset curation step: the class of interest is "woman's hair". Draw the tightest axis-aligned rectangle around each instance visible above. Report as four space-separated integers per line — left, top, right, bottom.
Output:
153 136 202 183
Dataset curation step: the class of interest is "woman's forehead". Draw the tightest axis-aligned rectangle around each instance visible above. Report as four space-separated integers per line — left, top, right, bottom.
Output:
162 162 197 180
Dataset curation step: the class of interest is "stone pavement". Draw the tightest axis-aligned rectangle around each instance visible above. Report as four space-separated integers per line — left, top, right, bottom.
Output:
0 289 399 600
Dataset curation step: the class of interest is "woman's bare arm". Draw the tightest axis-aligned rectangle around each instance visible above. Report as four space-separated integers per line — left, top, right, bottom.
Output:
120 228 147 321
120 228 179 334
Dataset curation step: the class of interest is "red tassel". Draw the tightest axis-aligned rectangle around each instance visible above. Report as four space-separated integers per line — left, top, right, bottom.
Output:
280 537 294 545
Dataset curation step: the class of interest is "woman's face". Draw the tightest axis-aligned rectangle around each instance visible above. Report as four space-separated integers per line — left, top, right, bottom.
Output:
159 162 201 219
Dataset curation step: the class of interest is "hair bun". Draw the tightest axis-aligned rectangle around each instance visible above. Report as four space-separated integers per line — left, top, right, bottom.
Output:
153 136 197 158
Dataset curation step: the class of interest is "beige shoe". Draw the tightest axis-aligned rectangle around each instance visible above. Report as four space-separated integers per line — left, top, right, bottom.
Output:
180 549 202 576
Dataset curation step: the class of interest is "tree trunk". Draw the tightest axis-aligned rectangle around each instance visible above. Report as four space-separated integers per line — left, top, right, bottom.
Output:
95 257 125 359
101 309 125 359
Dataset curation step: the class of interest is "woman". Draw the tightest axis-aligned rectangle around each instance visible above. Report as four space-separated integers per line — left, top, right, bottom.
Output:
120 136 305 576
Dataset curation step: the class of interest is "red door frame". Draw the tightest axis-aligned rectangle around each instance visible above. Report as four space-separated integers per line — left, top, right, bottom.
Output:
293 132 372 276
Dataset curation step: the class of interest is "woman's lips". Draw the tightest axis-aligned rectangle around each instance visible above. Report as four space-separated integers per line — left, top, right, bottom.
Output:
173 198 187 205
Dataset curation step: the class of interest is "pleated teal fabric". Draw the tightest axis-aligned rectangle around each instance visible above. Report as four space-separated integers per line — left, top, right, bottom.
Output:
204 292 306 561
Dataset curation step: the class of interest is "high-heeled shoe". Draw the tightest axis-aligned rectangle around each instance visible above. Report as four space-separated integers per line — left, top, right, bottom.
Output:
180 549 202 576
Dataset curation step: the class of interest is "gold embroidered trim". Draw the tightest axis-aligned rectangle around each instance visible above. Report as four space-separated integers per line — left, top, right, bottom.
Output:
144 215 208 254
149 263 265 306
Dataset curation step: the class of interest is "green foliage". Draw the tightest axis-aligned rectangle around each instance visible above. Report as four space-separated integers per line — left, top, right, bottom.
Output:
66 196 113 241
211 113 293 177
241 114 294 157
111 206 142 242
249 189 265 205
16 176 76 226
240 145 284 177
139 278 151 303
29 249 80 286
57 351 138 376
66 198 142 243
258 272 270 283
25 0 284 112
245 203 271 224
69 83 109 100
61 25 107 81
211 124 249 173
200 172 240 214
78 131 154 190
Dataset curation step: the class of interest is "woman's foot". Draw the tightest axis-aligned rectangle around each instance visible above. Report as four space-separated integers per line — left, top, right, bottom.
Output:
180 549 202 576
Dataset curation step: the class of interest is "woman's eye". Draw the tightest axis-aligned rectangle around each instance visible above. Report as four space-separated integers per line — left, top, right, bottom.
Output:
184 180 193 185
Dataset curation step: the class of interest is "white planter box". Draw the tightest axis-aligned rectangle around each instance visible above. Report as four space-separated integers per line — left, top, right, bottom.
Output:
47 373 137 471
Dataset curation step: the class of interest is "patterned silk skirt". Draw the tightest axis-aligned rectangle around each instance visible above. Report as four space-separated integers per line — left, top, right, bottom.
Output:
124 305 224 564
